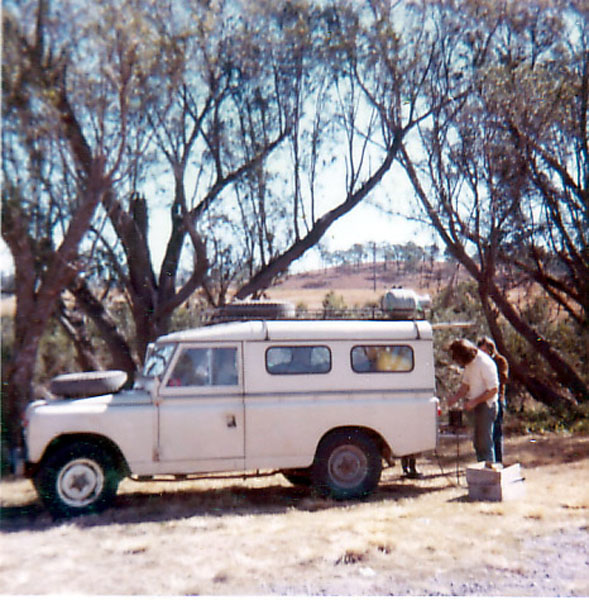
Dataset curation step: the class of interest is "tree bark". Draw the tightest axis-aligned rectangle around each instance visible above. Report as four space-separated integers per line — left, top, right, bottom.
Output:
56 300 103 373
67 275 137 374
2 164 107 448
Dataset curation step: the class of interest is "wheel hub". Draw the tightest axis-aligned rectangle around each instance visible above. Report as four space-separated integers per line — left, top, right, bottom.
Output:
57 459 104 507
328 444 368 488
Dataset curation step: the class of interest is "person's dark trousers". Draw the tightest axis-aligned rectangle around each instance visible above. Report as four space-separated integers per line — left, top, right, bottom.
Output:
493 401 504 463
473 401 498 463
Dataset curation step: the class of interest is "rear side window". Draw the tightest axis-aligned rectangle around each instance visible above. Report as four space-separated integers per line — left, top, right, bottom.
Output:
167 347 238 387
266 345 331 375
351 345 414 373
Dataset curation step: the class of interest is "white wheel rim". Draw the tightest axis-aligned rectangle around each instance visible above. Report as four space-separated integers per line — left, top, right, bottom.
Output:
328 444 368 489
57 458 104 508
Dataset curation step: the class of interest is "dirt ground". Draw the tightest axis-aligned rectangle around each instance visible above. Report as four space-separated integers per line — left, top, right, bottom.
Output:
1 432 588 597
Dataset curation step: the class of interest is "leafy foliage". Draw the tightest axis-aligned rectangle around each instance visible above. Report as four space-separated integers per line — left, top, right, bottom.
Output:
1 0 587 453
398 0 588 408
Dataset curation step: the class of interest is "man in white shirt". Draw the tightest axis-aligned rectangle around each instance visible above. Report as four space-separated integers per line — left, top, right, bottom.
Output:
447 339 499 463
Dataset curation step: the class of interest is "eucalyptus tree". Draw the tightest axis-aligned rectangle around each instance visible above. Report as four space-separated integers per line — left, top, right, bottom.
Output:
5 0 293 366
1 0 477 452
233 0 471 299
2 0 142 445
86 0 292 358
493 5 589 327
397 0 588 409
1 0 301 445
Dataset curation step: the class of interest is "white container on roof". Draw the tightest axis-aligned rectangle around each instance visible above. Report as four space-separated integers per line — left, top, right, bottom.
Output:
381 288 431 314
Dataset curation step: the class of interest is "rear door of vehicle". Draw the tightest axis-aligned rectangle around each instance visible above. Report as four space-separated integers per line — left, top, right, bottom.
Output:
156 342 245 473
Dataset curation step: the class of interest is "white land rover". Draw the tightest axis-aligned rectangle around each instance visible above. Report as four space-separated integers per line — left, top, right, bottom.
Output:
24 306 439 518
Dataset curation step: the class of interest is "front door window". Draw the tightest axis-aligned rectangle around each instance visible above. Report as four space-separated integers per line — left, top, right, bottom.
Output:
166 347 238 387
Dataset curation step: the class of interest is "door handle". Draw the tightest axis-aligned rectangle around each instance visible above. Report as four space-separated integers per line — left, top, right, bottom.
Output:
226 414 237 428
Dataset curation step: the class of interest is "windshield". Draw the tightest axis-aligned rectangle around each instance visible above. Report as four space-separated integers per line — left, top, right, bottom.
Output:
142 343 176 378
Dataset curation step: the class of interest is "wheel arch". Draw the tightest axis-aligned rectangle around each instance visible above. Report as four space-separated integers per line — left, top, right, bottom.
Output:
33 433 131 479
316 425 391 463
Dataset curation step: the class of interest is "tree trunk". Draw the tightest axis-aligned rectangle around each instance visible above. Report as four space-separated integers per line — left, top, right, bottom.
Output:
1 323 46 448
401 144 588 410
486 280 588 404
67 276 137 374
478 288 577 412
57 301 102 372
1 166 108 450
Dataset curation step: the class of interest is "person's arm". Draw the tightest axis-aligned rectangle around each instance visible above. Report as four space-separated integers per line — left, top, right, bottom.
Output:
447 382 469 408
464 386 498 411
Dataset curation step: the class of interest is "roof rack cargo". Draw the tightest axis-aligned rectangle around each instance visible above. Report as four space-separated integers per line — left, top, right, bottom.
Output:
205 288 431 324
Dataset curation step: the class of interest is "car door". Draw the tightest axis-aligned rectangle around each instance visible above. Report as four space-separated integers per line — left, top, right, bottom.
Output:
156 343 245 472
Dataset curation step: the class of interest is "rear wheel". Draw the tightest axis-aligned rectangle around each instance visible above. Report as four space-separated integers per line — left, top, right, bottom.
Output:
34 441 121 518
311 430 382 500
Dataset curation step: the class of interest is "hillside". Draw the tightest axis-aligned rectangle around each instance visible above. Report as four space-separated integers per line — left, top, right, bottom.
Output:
266 261 462 309
1 261 463 318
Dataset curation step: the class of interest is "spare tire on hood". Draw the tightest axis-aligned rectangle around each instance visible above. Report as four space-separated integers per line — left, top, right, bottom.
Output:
50 370 128 398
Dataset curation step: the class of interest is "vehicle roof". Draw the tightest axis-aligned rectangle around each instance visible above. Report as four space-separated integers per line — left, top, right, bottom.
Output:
157 319 432 343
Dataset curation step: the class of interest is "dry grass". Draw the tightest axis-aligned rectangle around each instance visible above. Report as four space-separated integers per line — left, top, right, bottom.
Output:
1 433 588 596
267 286 384 310
266 263 449 309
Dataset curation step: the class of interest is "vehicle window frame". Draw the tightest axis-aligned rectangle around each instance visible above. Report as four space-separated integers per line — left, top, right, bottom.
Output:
143 343 177 378
265 344 332 375
350 344 415 374
162 344 240 390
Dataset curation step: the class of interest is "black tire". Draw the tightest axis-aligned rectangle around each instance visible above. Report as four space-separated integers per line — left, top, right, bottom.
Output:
34 441 121 518
50 370 128 398
281 468 312 487
311 430 382 500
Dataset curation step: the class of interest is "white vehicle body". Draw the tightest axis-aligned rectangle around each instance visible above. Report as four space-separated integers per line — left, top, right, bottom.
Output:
24 318 439 516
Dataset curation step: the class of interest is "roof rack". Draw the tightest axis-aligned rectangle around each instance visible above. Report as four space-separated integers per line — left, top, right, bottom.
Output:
204 289 431 325
204 308 429 325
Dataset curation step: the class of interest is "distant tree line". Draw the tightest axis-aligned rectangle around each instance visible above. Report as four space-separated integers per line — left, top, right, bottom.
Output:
318 241 441 273
2 0 587 451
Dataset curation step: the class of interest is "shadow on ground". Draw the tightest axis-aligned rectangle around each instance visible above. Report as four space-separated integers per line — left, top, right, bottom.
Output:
5 434 585 534
0 471 453 534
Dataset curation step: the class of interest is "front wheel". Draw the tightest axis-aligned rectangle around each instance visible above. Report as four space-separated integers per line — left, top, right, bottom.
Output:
34 441 121 518
311 430 382 500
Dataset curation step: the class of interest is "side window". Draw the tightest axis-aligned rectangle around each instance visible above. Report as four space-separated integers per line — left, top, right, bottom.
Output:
351 345 414 373
266 345 331 375
167 347 238 387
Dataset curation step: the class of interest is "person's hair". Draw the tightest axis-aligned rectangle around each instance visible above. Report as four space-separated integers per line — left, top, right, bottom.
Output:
449 339 478 366
477 336 497 356
478 337 509 382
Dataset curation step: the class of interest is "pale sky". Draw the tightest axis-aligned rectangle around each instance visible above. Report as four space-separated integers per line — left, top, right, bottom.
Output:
0 189 431 278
